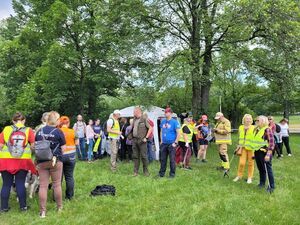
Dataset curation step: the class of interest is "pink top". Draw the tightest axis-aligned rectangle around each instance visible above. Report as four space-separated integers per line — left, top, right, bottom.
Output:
86 125 95 139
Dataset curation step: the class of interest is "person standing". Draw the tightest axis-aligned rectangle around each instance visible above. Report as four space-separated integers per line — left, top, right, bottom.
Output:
59 116 78 200
196 115 211 163
268 116 282 159
279 118 292 156
0 112 36 213
233 114 255 184
130 107 153 176
213 112 232 173
86 119 96 163
252 116 275 192
125 119 134 162
35 111 66 218
93 119 102 159
120 118 129 161
158 108 180 178
144 113 155 163
73 115 86 160
35 112 49 133
107 110 122 172
178 118 193 170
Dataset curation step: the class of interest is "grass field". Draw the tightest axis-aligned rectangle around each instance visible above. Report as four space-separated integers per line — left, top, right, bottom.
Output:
1 135 300 225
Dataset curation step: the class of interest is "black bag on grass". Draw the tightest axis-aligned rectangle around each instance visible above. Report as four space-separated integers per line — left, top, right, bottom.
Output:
91 185 116 196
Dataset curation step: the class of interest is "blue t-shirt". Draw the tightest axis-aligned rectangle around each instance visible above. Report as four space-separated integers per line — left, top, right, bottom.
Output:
35 125 66 162
160 118 180 144
93 125 102 135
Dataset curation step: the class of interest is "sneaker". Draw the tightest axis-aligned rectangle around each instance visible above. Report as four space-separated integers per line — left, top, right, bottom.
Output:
184 167 192 170
288 154 292 157
247 178 253 184
39 211 46 218
201 159 208 163
0 207 10 213
20 206 30 212
233 176 241 182
281 154 284 157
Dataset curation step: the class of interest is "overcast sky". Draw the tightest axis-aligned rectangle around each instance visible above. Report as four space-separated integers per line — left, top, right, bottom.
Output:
0 0 14 20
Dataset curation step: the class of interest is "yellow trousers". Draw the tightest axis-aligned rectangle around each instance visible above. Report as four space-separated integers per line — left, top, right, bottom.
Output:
218 144 230 169
237 148 255 179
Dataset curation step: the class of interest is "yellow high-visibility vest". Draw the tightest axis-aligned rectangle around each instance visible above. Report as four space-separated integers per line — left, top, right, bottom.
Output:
179 124 193 143
251 126 269 151
108 118 120 139
238 125 255 151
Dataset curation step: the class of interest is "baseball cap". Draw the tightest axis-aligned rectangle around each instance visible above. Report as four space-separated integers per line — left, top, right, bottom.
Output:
165 108 173 113
214 112 224 120
113 109 121 115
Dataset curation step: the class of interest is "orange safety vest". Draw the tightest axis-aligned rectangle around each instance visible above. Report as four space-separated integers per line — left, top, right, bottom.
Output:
60 127 76 155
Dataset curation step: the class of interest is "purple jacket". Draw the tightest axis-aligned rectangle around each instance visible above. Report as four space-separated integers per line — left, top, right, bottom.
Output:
125 125 133 145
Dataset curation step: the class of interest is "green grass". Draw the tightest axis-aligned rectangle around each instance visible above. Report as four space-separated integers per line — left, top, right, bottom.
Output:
1 135 300 225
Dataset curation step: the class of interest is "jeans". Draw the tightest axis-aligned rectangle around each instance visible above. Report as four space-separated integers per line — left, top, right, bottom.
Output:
88 138 94 161
255 150 275 189
147 140 154 162
281 136 292 154
159 144 176 177
1 170 28 210
62 156 76 200
76 137 86 160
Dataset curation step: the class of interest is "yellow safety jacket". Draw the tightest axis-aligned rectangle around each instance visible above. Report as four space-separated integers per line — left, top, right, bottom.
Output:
179 124 193 143
251 126 269 151
214 119 232 145
108 118 120 139
238 125 255 151
0 123 32 159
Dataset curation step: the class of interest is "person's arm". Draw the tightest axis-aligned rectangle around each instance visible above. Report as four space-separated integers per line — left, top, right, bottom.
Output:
175 128 181 144
27 128 35 151
145 120 153 140
265 128 275 162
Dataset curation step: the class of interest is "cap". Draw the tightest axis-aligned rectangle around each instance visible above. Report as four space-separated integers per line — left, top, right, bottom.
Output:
165 108 173 114
113 109 121 115
214 112 224 120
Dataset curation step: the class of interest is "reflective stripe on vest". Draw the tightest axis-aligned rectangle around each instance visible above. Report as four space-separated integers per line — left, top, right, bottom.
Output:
0 125 32 159
63 145 76 155
238 125 255 150
108 118 120 139
179 124 193 143
250 126 269 151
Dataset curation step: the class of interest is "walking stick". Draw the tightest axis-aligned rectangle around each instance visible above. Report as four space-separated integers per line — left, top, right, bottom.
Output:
183 146 191 168
264 163 272 194
224 152 236 178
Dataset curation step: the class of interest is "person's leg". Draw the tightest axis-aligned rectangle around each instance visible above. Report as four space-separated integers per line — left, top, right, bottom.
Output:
219 144 229 169
38 164 51 213
110 139 118 171
14 170 28 209
132 140 140 174
76 145 81 160
63 160 76 200
197 145 203 160
203 145 208 160
237 148 247 178
169 144 176 177
185 144 192 167
140 141 149 174
265 160 275 189
254 151 266 186
147 141 153 163
1 171 14 210
247 150 255 179
88 139 94 161
80 138 86 160
127 145 133 161
278 142 283 156
50 162 63 210
283 136 292 154
159 144 168 177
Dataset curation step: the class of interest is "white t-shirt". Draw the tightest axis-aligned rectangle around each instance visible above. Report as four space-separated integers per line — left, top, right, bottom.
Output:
279 123 289 137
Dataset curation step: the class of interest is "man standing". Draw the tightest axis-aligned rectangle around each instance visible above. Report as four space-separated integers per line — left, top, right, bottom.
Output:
107 110 122 172
213 112 232 173
73 114 86 160
158 108 180 178
130 107 153 177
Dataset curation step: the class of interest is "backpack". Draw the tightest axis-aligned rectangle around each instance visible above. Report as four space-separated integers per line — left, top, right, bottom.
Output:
34 128 59 161
103 119 115 137
275 124 281 133
7 125 27 158
91 184 116 196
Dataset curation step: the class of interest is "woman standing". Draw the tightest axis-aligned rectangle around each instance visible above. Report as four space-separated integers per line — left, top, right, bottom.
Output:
0 112 36 212
59 116 78 200
279 118 292 157
35 111 66 218
86 119 96 163
196 115 211 163
252 116 275 193
233 114 255 184
125 119 133 162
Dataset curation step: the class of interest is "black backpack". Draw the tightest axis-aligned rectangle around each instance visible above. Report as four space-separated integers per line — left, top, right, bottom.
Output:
275 124 281 133
103 119 115 137
91 185 116 196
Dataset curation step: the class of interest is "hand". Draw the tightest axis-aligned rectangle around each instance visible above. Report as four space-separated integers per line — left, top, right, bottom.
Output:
185 142 189 148
118 131 122 135
143 138 147 143
120 135 124 139
264 154 271 162
172 142 177 148
52 156 57 167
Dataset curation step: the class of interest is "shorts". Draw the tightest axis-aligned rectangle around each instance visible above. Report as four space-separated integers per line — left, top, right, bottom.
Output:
199 139 208 146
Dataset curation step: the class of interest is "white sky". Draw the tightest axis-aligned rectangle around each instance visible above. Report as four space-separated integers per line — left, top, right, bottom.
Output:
0 0 14 20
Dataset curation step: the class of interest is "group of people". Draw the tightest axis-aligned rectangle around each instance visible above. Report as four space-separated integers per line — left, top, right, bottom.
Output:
0 107 293 217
